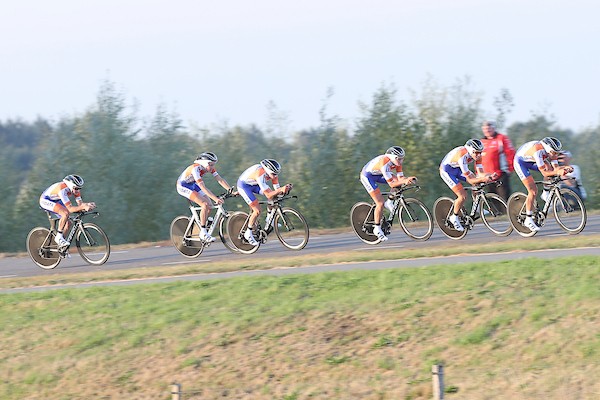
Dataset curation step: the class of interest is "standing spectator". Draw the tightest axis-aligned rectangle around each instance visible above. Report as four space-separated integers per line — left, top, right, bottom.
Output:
480 120 516 201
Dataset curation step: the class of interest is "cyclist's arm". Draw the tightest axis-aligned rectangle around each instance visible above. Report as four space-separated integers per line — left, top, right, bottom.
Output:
196 180 220 203
215 175 233 192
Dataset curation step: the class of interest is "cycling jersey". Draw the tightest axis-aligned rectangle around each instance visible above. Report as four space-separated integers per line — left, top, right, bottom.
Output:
39 182 81 216
360 155 403 193
439 146 483 189
176 163 219 199
514 141 558 180
237 164 280 204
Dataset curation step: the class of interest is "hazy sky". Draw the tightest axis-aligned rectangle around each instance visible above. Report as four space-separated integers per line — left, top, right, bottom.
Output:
2 0 599 132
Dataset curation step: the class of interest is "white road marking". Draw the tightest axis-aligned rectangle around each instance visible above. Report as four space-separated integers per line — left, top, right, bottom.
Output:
0 275 18 278
354 245 404 251
162 260 211 265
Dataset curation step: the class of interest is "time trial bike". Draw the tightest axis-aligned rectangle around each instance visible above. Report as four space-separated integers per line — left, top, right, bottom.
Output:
227 194 309 254
433 181 512 240
350 184 433 245
26 210 110 269
507 175 586 237
170 191 238 258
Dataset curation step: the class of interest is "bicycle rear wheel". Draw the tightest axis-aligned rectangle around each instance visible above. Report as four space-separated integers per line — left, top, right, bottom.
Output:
27 227 61 269
480 193 512 236
553 188 586 234
170 216 204 258
398 198 433 241
274 207 309 250
227 211 259 254
433 197 467 240
507 192 537 237
76 223 111 265
350 202 381 245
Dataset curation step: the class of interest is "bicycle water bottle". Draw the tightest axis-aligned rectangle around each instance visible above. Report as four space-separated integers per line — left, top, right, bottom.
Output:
207 217 214 227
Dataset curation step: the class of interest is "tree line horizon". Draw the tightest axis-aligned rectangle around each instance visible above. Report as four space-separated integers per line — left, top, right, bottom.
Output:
1 78 598 252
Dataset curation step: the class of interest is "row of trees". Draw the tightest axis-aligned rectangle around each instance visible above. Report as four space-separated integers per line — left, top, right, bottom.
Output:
1 79 598 252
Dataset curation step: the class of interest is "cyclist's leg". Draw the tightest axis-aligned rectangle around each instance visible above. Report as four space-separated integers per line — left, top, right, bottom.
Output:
440 165 466 231
237 180 262 244
515 158 540 230
40 197 70 244
360 172 387 240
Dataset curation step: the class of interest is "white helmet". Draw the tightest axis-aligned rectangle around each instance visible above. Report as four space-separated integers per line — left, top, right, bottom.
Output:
260 159 281 176
63 174 84 191
385 146 405 166
194 152 218 166
540 137 562 154
464 139 484 158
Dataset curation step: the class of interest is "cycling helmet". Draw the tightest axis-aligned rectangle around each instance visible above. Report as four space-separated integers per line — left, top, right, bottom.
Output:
386 146 405 158
540 137 562 154
481 120 497 129
63 174 84 191
194 152 218 164
260 159 281 176
464 139 484 157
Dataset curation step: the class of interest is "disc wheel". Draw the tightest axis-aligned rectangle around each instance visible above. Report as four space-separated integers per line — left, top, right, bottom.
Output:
218 216 239 253
75 223 111 265
170 216 204 258
433 197 467 240
398 198 433 241
553 188 586 234
507 192 537 237
274 208 309 250
350 202 382 245
26 227 61 269
227 212 259 254
480 193 512 236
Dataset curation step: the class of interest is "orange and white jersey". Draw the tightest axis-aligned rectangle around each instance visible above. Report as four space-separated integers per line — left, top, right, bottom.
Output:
361 155 404 181
440 146 483 178
177 163 219 185
40 182 81 206
238 164 280 193
515 141 556 168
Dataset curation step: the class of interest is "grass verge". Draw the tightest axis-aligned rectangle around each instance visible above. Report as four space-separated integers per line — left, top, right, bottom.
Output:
0 256 598 399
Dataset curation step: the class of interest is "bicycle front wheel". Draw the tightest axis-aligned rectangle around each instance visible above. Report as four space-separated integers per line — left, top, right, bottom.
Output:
553 188 586 234
274 208 309 250
398 198 433 241
26 227 61 269
76 223 111 265
170 216 204 258
507 192 537 237
218 216 239 253
480 193 512 236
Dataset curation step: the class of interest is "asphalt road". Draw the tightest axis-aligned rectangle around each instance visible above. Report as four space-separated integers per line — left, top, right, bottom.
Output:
2 215 599 282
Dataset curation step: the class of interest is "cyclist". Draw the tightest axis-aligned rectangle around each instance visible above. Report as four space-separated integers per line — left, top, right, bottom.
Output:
39 174 96 247
514 137 573 232
237 159 293 245
359 146 417 241
176 152 235 242
440 139 495 232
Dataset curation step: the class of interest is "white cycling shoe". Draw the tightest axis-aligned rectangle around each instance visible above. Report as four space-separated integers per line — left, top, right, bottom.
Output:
54 235 70 247
373 226 388 242
449 215 464 232
524 217 541 232
244 229 259 246
199 229 216 243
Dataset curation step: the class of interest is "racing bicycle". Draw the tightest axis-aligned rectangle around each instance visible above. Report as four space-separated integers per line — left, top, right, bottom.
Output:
26 210 110 269
170 192 238 258
227 194 309 254
507 175 586 237
350 184 433 245
433 181 512 240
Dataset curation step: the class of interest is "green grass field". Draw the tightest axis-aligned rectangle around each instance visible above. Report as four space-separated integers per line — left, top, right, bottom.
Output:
1 256 599 399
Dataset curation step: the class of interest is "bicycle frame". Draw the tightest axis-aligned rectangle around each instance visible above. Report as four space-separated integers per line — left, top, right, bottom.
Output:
363 185 420 234
182 200 230 244
252 195 297 242
47 212 99 256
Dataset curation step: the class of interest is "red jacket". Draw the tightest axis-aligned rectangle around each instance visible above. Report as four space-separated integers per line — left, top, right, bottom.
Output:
480 132 515 175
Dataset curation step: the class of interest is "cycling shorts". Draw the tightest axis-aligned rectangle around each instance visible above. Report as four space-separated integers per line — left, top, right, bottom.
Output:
176 181 207 199
440 164 467 189
360 171 387 193
514 158 539 181
237 180 262 205
39 196 64 218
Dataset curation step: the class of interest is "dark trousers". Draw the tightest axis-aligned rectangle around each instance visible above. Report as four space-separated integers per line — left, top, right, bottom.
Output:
487 172 511 201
